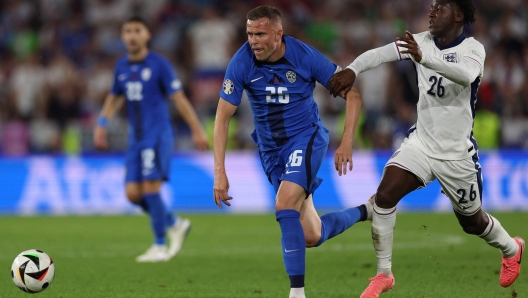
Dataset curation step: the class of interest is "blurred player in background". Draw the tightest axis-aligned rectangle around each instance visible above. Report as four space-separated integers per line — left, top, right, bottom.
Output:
94 16 209 262
329 0 525 296
213 6 372 298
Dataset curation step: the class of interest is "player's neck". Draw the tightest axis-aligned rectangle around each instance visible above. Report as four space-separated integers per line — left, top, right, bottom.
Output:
128 47 149 62
435 27 464 48
267 41 286 63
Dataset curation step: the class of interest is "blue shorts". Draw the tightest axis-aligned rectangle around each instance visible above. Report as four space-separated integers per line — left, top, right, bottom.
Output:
258 124 329 194
125 135 173 183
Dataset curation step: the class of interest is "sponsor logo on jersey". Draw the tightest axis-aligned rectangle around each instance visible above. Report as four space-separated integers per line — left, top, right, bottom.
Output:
286 71 296 83
223 79 234 95
141 68 152 81
443 53 457 63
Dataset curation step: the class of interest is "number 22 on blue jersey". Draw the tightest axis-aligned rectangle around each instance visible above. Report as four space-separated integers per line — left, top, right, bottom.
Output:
126 82 143 101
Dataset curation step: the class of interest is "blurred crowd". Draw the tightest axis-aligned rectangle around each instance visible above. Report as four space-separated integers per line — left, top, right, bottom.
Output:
0 0 527 155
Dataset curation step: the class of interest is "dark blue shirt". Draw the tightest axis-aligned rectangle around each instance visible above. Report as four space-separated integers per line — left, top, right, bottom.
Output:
111 51 182 142
220 36 338 151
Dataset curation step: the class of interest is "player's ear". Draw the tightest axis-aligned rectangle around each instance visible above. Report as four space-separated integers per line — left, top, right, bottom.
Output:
276 28 283 42
454 7 464 23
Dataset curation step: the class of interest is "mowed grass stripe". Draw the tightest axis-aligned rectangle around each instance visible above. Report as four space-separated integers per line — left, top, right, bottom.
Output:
0 213 525 297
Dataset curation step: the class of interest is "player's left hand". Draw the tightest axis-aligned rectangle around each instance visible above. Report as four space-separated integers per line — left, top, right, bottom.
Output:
192 131 210 151
334 143 353 176
397 31 422 63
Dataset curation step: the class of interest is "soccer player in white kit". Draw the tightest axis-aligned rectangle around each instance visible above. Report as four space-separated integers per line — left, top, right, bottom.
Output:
328 0 525 297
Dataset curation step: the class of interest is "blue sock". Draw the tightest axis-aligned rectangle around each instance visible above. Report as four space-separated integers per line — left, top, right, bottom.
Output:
143 193 168 245
316 204 367 246
132 199 149 213
166 212 176 227
276 210 305 288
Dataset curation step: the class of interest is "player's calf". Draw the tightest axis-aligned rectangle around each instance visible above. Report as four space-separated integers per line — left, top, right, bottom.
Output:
304 230 321 248
456 210 489 235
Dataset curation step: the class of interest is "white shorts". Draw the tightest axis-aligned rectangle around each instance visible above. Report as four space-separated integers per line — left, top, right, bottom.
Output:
386 140 483 216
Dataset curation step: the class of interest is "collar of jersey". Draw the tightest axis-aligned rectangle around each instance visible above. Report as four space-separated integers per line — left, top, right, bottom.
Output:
127 51 151 64
433 33 466 51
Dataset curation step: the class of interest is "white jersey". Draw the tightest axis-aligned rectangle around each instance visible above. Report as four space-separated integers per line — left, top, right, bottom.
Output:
348 31 486 160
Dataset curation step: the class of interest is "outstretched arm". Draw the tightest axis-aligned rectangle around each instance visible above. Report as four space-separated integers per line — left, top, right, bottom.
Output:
334 87 362 176
93 94 124 150
328 42 401 97
171 91 209 150
213 99 238 208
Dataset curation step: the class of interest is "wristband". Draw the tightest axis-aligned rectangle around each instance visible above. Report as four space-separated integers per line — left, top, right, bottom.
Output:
97 117 108 128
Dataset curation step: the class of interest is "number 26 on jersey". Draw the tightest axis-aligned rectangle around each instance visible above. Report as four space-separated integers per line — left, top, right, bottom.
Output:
266 86 289 103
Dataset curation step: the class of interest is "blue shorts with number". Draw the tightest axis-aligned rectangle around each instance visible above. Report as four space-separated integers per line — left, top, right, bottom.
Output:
125 132 173 183
257 124 329 195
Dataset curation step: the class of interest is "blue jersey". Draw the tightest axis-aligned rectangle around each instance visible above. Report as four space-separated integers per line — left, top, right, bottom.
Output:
111 51 183 142
220 36 338 152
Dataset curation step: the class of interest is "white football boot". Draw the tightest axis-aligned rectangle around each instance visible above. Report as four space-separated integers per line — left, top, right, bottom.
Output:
289 287 306 298
167 217 191 257
136 244 169 262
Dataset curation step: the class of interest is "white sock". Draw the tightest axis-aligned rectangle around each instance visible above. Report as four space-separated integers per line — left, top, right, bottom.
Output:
372 202 397 276
289 287 305 298
479 213 518 258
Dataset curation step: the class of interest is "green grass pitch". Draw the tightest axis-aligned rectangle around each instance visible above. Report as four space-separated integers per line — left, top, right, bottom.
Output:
1 212 526 297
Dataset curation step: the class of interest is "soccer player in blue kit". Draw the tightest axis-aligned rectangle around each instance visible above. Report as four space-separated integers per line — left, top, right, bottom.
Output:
213 6 373 298
94 17 209 262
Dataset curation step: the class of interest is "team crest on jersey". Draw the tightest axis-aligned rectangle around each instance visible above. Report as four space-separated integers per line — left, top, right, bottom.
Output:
223 79 234 95
141 68 152 81
286 71 296 83
443 53 457 63
171 79 182 90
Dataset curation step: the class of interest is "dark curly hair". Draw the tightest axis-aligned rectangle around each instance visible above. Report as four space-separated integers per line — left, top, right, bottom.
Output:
451 0 476 25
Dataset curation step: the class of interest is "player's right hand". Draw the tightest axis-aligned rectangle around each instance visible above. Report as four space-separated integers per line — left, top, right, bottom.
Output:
93 126 109 150
213 171 233 209
327 68 357 98
192 130 210 151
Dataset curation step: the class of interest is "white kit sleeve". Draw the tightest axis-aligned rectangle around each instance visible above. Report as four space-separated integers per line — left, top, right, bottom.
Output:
346 42 405 76
419 52 482 86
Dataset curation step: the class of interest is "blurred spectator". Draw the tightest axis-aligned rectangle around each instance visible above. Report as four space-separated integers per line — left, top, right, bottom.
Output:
0 0 527 154
9 54 44 118
186 7 236 108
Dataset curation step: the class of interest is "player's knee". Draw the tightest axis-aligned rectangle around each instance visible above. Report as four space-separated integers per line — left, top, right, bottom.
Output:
126 189 142 203
275 200 297 212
